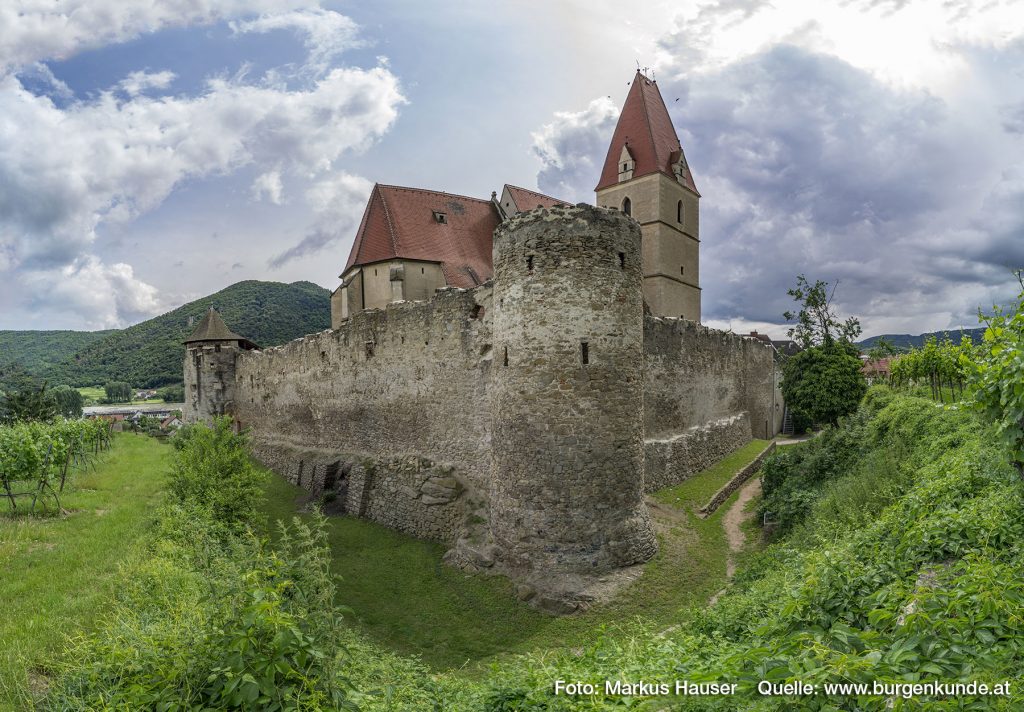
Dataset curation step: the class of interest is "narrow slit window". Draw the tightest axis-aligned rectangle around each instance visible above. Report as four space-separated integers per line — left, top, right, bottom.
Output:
527 255 534 272
581 341 589 365
503 346 509 367
677 200 683 223
365 341 375 359
680 266 685 275
618 252 625 269
622 197 631 216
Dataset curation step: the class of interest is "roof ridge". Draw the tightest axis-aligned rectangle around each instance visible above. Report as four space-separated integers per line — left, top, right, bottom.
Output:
376 184 400 258
377 183 492 205
505 184 565 201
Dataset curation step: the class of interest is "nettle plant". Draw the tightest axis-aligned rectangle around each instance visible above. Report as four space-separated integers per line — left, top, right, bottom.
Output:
967 275 1024 476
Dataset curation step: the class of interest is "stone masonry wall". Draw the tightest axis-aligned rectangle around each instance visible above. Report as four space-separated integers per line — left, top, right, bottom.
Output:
234 286 492 542
644 318 777 441
643 412 752 493
489 205 658 577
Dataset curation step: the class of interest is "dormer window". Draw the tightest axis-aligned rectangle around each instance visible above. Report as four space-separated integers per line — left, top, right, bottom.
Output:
617 145 635 182
433 211 447 224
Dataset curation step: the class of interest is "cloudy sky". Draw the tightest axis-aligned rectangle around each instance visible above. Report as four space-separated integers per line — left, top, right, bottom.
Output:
1 0 1022 338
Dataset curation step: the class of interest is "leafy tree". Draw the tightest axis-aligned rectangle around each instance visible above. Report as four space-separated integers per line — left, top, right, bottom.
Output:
781 342 867 428
783 274 862 349
157 384 185 402
103 381 132 403
866 336 897 360
966 271 1024 476
780 275 866 428
51 385 84 418
0 381 58 423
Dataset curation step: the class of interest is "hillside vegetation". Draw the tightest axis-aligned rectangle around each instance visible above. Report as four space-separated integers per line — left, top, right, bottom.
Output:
2 281 330 389
858 327 984 352
337 391 1024 710
0 331 114 382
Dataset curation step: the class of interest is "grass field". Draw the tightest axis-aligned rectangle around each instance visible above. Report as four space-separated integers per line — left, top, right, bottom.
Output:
0 434 172 710
76 386 165 405
259 438 771 672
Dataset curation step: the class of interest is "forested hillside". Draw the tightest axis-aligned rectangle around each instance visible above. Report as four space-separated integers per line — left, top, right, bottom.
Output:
0 330 115 381
3 281 330 389
858 327 984 351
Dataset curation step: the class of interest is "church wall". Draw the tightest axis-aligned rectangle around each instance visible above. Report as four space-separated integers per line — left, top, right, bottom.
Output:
398 261 446 302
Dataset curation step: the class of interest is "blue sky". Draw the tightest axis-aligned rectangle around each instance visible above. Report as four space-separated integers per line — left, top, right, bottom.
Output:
1 0 1022 338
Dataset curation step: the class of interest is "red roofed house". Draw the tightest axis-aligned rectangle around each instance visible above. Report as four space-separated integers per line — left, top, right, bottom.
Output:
334 70 699 324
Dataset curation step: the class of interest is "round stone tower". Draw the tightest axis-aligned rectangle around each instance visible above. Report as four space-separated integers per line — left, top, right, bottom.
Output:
489 204 657 583
182 308 257 425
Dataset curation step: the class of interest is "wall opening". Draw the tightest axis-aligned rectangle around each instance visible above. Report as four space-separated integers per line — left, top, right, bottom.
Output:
526 255 534 272
677 200 683 223
581 341 589 365
470 304 484 319
503 346 509 367
618 252 625 269
622 197 631 216
365 341 375 359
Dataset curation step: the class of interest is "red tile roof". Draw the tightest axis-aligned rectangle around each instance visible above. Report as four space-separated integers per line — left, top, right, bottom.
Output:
504 184 569 212
343 184 500 288
595 71 699 195
343 183 568 289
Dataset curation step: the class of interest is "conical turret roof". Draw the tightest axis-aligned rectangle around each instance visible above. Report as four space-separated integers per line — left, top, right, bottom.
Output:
595 70 699 195
183 308 257 348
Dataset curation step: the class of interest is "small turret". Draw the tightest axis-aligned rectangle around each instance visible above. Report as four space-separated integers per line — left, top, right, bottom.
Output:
182 308 257 424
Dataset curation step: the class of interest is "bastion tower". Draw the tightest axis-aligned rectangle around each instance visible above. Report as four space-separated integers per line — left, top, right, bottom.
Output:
182 308 258 424
489 204 658 590
596 70 701 321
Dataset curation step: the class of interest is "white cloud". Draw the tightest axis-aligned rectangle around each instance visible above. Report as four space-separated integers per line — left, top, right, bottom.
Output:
268 172 372 268
0 65 401 270
532 97 619 203
0 5 404 327
655 0 1024 92
251 170 284 204
232 9 362 75
22 256 169 329
118 70 176 96
0 0 320 71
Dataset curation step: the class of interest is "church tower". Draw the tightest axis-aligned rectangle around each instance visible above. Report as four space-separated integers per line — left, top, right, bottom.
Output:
595 70 701 321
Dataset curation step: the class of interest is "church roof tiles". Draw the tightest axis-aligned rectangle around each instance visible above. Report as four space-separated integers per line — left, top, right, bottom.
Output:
595 71 699 195
343 183 565 288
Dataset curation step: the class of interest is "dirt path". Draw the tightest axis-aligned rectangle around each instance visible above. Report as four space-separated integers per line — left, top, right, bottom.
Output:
722 477 762 577
709 477 762 605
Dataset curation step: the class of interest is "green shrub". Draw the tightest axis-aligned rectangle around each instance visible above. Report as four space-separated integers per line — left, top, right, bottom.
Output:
168 417 263 532
781 343 867 428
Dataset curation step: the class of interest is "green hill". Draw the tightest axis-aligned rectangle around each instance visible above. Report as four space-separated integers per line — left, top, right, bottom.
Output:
858 326 985 352
6 280 330 389
0 330 116 381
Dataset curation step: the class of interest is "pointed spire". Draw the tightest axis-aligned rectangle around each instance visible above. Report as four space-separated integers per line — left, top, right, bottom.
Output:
595 70 699 195
184 307 257 348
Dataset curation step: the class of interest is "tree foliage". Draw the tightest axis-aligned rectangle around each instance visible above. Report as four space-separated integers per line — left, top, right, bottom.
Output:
783 274 862 349
890 335 973 402
103 381 132 403
51 385 84 418
0 381 58 423
965 274 1024 475
781 342 867 428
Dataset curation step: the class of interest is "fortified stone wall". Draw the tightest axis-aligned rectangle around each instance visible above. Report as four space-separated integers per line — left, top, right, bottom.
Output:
488 205 657 578
644 317 778 441
234 286 493 542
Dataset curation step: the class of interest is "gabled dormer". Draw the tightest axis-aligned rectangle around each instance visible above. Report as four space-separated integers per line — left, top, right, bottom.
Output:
618 144 635 182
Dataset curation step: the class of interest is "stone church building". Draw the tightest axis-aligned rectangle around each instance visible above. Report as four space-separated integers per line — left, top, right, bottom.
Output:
185 71 782 611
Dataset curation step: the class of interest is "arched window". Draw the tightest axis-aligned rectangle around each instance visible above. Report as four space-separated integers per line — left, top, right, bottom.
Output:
622 197 631 216
677 200 683 223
